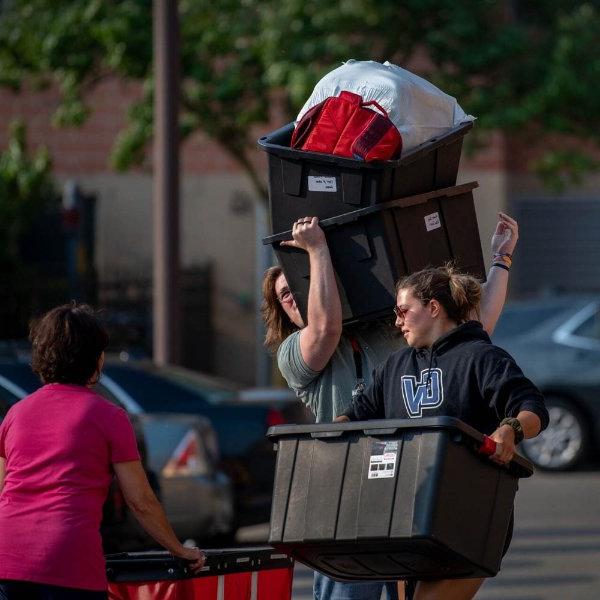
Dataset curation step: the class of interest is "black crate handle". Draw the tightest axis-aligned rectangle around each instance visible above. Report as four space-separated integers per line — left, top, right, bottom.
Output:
106 547 294 583
310 430 345 439
452 430 531 478
263 182 479 245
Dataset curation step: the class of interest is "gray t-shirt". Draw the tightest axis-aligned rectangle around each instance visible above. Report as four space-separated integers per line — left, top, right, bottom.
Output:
277 323 402 423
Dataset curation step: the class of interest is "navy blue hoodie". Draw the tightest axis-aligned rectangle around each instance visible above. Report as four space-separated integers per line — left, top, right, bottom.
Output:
343 321 549 435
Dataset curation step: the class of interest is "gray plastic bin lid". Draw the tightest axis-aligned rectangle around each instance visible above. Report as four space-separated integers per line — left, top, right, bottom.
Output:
267 416 533 479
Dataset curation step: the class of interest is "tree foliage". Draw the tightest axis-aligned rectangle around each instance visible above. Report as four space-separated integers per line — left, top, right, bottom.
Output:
0 120 58 269
0 0 598 196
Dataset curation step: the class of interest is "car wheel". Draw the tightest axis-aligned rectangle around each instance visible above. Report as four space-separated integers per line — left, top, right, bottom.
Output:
520 397 590 471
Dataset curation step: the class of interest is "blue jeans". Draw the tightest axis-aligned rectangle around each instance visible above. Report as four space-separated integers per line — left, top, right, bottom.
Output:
314 572 399 600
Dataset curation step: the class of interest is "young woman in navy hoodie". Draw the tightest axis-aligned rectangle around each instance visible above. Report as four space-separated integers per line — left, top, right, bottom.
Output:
337 265 549 600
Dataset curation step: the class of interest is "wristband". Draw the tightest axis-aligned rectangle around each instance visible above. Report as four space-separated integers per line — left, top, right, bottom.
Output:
492 262 510 272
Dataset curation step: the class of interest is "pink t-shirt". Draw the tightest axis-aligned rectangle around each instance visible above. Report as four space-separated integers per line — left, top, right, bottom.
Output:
0 383 140 590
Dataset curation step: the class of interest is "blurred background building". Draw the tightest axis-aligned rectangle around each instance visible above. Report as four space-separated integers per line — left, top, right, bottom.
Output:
0 1 599 386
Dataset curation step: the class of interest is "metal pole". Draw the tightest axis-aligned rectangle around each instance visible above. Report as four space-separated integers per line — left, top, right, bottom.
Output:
153 0 180 365
254 200 273 385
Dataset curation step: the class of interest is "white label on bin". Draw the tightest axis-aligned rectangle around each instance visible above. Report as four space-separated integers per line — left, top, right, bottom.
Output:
424 212 441 232
368 440 398 479
308 175 337 192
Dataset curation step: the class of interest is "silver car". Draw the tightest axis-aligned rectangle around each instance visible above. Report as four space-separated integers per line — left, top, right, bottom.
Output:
492 295 600 471
0 362 235 550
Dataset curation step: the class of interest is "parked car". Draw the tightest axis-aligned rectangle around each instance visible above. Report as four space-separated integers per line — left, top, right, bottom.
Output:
0 360 235 551
492 295 600 471
99 359 313 528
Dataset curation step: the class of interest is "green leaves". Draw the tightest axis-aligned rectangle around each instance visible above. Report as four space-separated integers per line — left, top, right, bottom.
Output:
0 121 52 204
533 149 600 192
0 0 598 193
0 120 58 267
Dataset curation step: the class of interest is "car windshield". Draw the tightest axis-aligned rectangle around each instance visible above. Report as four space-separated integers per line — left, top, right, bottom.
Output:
103 364 236 412
152 365 238 404
493 304 570 339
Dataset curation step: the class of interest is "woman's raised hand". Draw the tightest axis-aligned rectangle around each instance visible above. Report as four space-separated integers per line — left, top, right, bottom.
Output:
491 212 518 256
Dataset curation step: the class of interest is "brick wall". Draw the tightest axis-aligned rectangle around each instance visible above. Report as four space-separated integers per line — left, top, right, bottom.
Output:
0 79 135 174
0 78 242 175
0 77 509 177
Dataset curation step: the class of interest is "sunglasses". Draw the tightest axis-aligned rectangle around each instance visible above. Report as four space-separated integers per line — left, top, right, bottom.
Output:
393 298 431 316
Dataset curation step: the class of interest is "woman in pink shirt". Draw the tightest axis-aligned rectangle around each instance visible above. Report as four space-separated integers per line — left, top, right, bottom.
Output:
0 304 205 599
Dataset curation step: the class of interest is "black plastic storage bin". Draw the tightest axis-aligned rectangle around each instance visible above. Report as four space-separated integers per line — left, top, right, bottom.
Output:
258 121 473 232
267 417 533 581
263 182 485 325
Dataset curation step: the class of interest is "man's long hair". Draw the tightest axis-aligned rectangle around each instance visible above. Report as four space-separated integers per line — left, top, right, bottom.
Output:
261 266 298 353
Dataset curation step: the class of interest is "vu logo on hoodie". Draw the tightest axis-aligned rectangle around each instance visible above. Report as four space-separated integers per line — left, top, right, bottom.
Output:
401 368 444 417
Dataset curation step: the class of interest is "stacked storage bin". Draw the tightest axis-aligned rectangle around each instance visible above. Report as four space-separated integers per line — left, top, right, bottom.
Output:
259 120 484 324
266 418 533 580
257 114 522 582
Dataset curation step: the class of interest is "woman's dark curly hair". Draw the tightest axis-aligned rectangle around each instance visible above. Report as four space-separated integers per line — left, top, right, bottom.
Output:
29 303 109 386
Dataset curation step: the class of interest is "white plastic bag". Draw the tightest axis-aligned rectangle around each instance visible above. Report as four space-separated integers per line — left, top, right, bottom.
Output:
296 60 474 154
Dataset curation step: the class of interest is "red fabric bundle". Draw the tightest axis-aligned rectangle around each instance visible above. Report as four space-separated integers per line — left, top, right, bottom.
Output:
291 91 402 161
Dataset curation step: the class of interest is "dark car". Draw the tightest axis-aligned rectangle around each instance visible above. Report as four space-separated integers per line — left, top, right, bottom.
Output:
492 295 600 471
99 360 313 527
0 360 235 550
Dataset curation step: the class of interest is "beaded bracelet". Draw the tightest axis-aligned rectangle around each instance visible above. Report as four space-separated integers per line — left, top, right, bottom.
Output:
492 254 512 267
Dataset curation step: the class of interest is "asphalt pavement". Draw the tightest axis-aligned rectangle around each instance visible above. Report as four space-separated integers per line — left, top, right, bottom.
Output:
238 471 600 599
478 471 600 600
